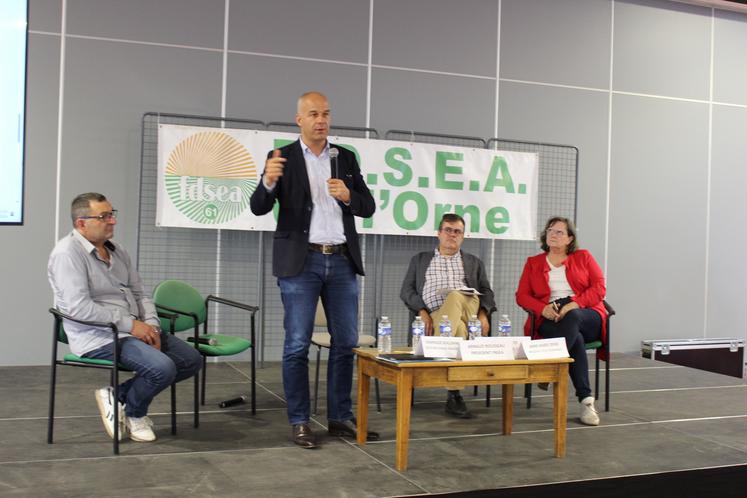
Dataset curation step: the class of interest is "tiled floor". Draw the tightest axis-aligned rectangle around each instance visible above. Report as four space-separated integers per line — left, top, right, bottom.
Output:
0 353 745 497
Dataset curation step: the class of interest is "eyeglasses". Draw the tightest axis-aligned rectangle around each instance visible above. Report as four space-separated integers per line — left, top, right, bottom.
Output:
441 227 464 235
78 210 118 222
545 228 567 237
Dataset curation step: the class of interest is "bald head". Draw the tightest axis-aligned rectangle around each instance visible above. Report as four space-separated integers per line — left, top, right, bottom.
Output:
297 91 328 114
295 91 331 149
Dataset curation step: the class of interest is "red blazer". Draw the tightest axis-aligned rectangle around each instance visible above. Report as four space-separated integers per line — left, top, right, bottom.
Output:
515 249 607 345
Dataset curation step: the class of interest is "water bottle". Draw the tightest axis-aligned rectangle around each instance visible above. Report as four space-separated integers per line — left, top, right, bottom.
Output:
411 316 425 353
498 314 512 337
467 314 482 340
438 315 453 337
377 316 392 353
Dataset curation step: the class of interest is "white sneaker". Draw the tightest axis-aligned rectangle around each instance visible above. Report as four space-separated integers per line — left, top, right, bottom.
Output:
579 396 600 426
95 387 125 440
127 416 156 442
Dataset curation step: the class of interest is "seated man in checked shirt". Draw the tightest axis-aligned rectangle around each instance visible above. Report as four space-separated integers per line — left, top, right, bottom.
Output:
400 213 496 418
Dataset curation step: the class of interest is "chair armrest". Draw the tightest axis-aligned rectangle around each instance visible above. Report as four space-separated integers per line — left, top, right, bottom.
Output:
49 307 118 334
157 310 179 334
154 303 201 323
206 295 259 314
603 300 616 317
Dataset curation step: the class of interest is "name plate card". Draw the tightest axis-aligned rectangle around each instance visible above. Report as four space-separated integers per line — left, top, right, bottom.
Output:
416 336 463 358
520 338 569 360
460 337 515 361
511 336 532 359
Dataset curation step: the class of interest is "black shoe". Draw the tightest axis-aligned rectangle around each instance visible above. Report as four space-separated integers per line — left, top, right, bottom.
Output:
445 391 474 419
292 423 318 449
328 417 380 441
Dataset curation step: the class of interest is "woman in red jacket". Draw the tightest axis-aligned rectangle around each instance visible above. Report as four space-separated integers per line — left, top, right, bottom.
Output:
516 216 607 426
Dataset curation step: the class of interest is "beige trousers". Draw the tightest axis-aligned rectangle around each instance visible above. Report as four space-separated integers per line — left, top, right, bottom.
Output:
430 291 480 339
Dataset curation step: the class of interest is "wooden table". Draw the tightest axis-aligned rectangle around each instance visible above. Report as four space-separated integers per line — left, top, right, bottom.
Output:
354 348 573 471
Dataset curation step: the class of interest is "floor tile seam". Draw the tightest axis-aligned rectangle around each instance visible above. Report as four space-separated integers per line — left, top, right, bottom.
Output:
0 405 291 422
0 442 344 467
370 382 747 408
659 420 747 456
338 438 430 493
224 362 287 404
358 414 747 445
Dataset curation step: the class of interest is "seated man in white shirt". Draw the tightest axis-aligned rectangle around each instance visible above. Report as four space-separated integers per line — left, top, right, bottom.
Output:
400 213 496 418
48 193 202 442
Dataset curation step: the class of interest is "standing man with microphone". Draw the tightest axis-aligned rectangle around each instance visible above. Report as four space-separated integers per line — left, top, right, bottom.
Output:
250 91 377 449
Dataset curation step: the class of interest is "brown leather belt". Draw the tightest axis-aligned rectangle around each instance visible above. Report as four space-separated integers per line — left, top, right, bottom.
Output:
308 243 347 255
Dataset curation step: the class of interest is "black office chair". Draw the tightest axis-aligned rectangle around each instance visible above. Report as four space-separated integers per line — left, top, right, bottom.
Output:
523 300 615 411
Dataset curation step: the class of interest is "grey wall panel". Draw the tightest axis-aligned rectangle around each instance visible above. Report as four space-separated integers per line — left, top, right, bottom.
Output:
706 105 747 338
713 11 747 106
229 0 369 63
372 0 497 77
501 0 611 89
607 94 709 352
67 0 225 48
370 68 495 138
613 0 710 100
497 82 609 265
0 34 60 365
60 38 223 252
225 53 367 125
29 0 61 32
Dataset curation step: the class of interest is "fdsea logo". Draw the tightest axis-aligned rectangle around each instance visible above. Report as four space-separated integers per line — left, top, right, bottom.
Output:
165 131 258 224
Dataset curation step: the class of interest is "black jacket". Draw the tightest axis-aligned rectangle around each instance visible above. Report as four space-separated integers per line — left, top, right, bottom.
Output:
250 140 375 278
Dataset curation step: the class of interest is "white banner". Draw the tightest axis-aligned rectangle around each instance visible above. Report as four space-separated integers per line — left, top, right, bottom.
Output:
156 124 539 240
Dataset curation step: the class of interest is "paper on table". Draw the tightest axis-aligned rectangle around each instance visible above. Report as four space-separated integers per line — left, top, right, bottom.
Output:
436 286 483 296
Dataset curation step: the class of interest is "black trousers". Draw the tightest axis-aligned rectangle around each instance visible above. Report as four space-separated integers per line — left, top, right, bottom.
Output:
539 308 602 401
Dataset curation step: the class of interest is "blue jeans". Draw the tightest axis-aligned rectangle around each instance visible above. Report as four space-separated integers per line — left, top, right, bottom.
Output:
84 331 202 417
538 308 602 401
278 250 359 425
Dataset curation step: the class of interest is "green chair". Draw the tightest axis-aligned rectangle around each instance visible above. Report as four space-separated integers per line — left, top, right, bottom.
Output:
152 280 258 424
523 300 615 411
47 308 180 455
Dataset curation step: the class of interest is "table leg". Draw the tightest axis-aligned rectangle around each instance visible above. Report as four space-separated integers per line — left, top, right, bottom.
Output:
553 364 569 457
356 357 370 445
395 370 413 471
502 384 513 435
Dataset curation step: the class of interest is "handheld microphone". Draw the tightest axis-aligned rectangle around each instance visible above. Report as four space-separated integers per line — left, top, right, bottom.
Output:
187 336 218 346
329 147 339 179
219 395 247 408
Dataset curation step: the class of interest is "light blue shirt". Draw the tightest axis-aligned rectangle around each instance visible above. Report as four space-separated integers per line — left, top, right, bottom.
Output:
47 230 160 356
299 138 346 245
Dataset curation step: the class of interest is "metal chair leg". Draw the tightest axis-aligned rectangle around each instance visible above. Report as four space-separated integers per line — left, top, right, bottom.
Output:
313 346 322 415
170 383 177 435
525 383 532 409
375 379 381 412
605 353 610 412
194 370 200 428
201 355 207 406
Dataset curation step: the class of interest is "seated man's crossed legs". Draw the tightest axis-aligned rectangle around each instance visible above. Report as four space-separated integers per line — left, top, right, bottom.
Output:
430 291 480 419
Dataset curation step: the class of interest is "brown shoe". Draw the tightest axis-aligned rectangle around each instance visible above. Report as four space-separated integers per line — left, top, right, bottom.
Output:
292 423 318 449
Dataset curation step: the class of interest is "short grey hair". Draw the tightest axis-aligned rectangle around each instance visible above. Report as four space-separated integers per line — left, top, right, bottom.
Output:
71 192 107 226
